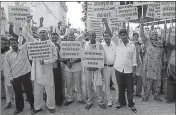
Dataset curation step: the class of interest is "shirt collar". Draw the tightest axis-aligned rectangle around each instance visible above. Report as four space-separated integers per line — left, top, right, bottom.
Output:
120 39 132 47
104 41 113 47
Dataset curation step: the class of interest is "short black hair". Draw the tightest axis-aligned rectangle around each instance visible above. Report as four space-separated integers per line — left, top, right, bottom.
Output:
9 37 18 43
103 30 110 37
119 29 128 35
51 33 59 36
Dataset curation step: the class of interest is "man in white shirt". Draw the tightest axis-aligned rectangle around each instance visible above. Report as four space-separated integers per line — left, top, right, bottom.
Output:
4 37 34 115
61 33 85 106
22 17 58 114
1 36 14 110
83 32 107 110
101 31 119 107
103 19 137 113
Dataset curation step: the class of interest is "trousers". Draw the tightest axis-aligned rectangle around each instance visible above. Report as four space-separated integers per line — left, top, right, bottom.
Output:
115 70 134 107
12 72 34 111
103 66 118 101
34 82 55 110
65 71 83 102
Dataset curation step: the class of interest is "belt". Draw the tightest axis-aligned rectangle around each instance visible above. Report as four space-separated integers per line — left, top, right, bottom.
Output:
104 64 114 67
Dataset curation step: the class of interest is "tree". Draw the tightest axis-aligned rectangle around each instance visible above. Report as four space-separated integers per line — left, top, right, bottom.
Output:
80 2 87 27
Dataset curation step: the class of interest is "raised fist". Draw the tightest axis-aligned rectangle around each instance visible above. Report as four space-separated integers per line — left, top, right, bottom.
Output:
40 17 44 22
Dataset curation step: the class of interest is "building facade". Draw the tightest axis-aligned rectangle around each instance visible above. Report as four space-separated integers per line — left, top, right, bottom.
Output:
19 2 68 28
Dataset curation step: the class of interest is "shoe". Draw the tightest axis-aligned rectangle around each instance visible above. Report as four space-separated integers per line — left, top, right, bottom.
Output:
129 107 137 113
78 100 86 104
116 105 125 109
1 97 5 99
135 94 142 98
13 109 23 115
49 109 56 113
110 86 115 91
31 109 42 114
107 100 113 107
85 103 92 110
64 101 73 106
3 102 11 110
99 103 107 109
154 97 163 102
142 97 148 102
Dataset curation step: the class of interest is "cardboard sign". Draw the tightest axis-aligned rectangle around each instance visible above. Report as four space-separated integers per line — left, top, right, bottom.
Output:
133 2 154 6
27 41 52 60
87 2 116 18
82 50 104 68
8 6 30 23
117 5 138 21
160 2 175 19
1 7 7 24
60 41 82 58
146 4 155 18
146 2 175 19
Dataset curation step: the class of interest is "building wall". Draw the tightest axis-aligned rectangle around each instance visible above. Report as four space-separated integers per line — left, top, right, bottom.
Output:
19 2 67 28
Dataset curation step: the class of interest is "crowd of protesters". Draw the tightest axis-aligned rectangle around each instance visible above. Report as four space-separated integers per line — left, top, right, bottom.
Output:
1 16 175 115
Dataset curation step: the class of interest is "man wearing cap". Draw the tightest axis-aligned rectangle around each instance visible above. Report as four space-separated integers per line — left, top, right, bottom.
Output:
22 16 57 114
103 19 137 113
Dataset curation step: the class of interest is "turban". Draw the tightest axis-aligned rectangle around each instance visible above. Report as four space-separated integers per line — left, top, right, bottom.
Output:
37 27 48 34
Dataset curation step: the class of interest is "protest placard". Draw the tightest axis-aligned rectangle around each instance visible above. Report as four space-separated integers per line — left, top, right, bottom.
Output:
60 41 82 58
1 7 7 24
82 50 104 68
87 2 116 18
146 4 155 18
116 4 138 21
160 2 175 19
133 2 154 6
8 6 30 23
27 41 52 60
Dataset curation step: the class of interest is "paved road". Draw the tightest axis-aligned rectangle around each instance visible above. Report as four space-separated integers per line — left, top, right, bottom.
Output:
1 92 175 115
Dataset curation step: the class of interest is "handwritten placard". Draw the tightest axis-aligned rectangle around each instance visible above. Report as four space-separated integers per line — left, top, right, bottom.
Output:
60 41 82 58
82 50 104 68
27 41 52 60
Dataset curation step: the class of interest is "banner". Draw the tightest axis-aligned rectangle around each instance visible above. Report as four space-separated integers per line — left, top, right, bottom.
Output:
1 7 7 24
60 41 82 58
27 41 52 60
116 5 138 21
8 6 30 23
82 50 104 68
133 2 154 6
87 2 116 18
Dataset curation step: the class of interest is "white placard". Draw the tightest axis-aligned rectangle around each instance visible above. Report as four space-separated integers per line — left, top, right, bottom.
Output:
1 7 7 24
27 41 52 60
60 41 82 58
82 50 104 68
146 4 155 18
133 2 154 6
116 5 138 21
8 6 30 23
160 2 175 19
87 2 116 18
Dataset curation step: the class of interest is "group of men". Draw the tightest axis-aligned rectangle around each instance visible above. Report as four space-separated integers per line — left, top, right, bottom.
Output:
1 15 175 115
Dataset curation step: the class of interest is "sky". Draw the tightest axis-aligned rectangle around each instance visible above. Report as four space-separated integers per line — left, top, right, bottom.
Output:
66 2 85 30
